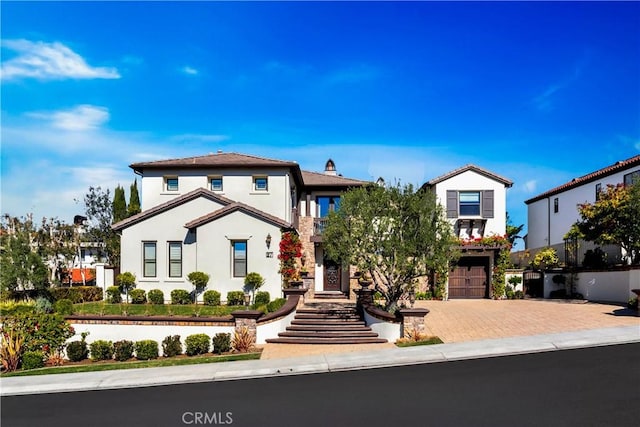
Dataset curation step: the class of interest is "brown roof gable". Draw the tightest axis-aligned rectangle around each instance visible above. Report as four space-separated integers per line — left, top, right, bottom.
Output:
111 188 234 231
525 155 640 204
425 164 513 187
184 202 293 229
301 170 370 187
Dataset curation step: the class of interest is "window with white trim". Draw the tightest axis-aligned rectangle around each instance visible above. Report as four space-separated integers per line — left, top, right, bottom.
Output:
164 177 178 192
253 176 268 191
232 241 247 277
168 242 182 278
459 191 481 216
143 242 157 277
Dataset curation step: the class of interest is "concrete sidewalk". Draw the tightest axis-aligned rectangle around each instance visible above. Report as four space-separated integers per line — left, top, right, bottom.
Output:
2 324 638 396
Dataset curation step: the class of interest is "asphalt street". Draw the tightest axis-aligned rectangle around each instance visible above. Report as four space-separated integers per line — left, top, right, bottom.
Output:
2 343 638 427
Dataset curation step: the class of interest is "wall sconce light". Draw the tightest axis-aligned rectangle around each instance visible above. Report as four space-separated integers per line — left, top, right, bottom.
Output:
409 289 416 308
265 233 272 249
301 251 307 266
244 292 251 310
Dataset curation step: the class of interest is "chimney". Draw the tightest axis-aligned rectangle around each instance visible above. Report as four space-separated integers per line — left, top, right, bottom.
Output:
324 159 337 176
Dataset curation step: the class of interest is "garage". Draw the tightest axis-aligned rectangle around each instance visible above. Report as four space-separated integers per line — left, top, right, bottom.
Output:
449 256 490 298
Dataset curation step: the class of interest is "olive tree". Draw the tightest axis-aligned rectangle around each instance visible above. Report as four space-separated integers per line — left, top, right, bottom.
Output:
323 183 458 312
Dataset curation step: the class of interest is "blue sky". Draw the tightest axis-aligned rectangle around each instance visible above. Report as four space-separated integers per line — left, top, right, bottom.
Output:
2 1 639 247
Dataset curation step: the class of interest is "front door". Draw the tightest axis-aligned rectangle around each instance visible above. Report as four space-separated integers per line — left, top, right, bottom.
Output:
323 260 342 291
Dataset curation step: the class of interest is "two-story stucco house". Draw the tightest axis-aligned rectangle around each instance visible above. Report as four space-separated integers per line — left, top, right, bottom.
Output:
422 164 513 298
112 152 367 301
525 155 640 265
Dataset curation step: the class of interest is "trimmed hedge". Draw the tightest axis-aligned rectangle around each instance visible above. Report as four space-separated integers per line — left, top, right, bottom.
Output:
135 340 159 360
203 290 221 306
54 298 74 315
162 335 182 357
113 340 134 361
66 340 89 362
170 289 191 305
185 334 210 356
106 286 122 303
129 289 147 304
254 291 270 306
212 333 231 354
148 289 164 305
90 340 114 361
267 298 286 313
226 291 245 306
21 351 45 370
50 286 103 303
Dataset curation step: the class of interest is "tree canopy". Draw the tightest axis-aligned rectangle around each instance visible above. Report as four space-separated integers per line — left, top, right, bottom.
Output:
323 183 458 311
128 180 141 217
574 182 640 265
84 186 119 266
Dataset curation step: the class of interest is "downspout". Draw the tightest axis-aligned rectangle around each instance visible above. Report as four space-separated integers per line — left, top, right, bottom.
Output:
547 197 551 247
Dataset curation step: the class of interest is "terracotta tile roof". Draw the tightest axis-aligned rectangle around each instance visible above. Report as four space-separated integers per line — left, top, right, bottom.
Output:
184 202 292 229
301 170 370 187
111 188 234 231
525 155 640 204
425 164 513 187
130 152 298 170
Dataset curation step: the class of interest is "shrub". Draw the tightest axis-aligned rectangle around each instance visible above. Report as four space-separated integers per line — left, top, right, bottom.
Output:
226 291 245 306
90 340 114 361
232 327 253 353
148 289 164 305
21 351 45 370
187 271 210 292
415 291 432 300
34 296 53 314
212 333 231 354
628 297 639 310
0 330 24 372
106 286 122 303
134 340 159 360
162 335 182 357
171 289 191 305
203 290 221 306
549 289 567 299
531 247 559 270
254 291 270 306
113 340 134 361
185 333 210 356
267 298 286 313
508 276 523 287
244 272 265 299
505 285 515 300
514 290 525 299
54 298 74 315
2 313 74 358
50 286 103 303
129 289 147 304
66 339 89 362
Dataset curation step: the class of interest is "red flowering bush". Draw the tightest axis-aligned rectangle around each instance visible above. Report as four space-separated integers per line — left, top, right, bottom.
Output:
278 231 302 285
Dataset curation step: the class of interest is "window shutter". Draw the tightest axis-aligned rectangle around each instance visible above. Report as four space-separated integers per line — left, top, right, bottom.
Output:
446 191 458 218
482 190 494 218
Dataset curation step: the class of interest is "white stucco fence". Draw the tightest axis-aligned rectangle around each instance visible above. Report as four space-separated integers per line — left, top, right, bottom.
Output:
543 268 640 304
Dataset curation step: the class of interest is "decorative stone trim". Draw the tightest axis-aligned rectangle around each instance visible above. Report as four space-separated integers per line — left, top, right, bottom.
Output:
231 310 262 344
398 308 430 338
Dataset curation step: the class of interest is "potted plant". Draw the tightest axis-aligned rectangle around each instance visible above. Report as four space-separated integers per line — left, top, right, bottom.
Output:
288 271 303 288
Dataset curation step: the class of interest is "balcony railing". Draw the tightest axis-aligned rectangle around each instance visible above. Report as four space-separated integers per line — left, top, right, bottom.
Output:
313 218 328 235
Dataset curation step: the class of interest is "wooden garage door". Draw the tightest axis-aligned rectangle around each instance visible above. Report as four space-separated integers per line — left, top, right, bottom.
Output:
449 259 488 298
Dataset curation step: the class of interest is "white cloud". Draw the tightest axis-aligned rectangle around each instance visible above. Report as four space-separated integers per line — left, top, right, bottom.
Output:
1 39 120 81
181 66 199 75
28 105 110 131
523 180 537 193
171 134 229 143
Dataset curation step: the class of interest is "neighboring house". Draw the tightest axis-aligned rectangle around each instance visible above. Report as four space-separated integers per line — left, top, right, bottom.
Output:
525 155 640 265
423 164 513 299
112 152 367 301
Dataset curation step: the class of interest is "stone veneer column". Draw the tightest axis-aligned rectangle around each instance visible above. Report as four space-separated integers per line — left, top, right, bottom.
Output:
297 216 317 298
398 308 430 338
231 310 263 345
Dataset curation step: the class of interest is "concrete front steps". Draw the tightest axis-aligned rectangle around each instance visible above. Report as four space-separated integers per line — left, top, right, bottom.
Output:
265 302 387 345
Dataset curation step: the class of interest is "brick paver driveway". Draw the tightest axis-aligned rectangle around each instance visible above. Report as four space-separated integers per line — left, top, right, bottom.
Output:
418 299 639 343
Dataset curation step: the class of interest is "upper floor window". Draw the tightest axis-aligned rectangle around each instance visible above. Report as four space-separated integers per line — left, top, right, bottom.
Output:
459 192 480 216
143 242 157 277
253 176 268 191
595 183 602 201
168 242 182 278
210 176 223 192
317 196 340 217
553 197 559 213
624 170 640 187
165 177 179 192
232 241 247 277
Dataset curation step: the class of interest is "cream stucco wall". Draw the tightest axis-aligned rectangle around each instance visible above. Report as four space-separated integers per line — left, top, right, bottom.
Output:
432 170 508 238
527 167 639 250
139 167 295 222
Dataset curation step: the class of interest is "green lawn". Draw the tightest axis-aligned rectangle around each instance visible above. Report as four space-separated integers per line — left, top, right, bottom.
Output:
1 352 262 377
71 302 247 317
